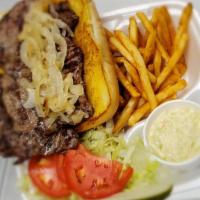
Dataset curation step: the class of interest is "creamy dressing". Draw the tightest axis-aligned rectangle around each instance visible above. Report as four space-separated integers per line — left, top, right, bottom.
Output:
148 106 200 162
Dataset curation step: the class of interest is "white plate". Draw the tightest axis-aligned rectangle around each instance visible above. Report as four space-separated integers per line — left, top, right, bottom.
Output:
1 0 200 200
102 1 200 199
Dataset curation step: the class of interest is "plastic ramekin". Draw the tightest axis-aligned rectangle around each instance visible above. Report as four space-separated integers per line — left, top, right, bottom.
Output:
143 99 200 170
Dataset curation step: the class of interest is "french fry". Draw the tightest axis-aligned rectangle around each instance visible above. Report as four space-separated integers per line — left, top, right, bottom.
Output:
173 68 181 76
148 64 154 73
137 12 170 62
155 33 188 90
109 43 118 52
116 57 148 100
139 47 145 56
149 71 157 84
104 27 114 38
138 29 146 47
179 3 193 31
177 63 187 76
127 73 132 83
137 97 146 108
110 37 136 66
115 64 140 98
128 80 187 126
159 6 176 54
151 8 159 26
156 39 170 62
113 98 138 134
157 80 187 102
159 73 180 90
111 34 156 85
160 6 176 47
128 103 150 126
129 17 139 47
144 32 156 63
173 3 192 52
156 9 171 54
104 28 117 51
163 94 177 103
137 12 155 33
123 59 148 99
114 30 157 109
115 57 142 92
154 49 162 76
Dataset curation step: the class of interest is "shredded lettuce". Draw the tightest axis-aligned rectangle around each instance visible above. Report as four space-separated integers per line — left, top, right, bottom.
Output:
81 121 127 162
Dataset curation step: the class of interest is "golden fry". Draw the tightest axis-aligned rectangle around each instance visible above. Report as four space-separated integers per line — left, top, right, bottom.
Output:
137 12 155 33
110 37 136 65
115 64 140 98
123 59 148 99
138 29 146 47
163 94 177 103
109 43 118 52
116 57 142 91
113 98 138 134
173 3 192 52
151 8 159 26
129 17 139 47
104 29 117 51
137 12 169 62
148 64 154 73
173 68 181 76
156 38 170 61
149 71 157 84
139 47 145 56
154 49 162 76
155 33 188 90
137 97 146 108
157 80 187 102
128 80 187 126
179 3 193 31
127 73 132 83
159 73 180 90
104 27 114 39
156 10 171 54
114 30 157 109
159 6 176 54
144 32 156 63
177 63 187 76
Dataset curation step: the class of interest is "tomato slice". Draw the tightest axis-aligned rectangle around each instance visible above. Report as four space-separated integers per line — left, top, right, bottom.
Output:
56 154 68 183
29 155 70 198
64 145 133 199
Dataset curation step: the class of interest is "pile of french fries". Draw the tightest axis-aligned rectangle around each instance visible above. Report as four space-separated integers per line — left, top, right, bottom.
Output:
105 3 193 134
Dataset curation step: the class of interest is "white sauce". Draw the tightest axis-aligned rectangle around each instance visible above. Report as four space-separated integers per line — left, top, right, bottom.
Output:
148 106 200 162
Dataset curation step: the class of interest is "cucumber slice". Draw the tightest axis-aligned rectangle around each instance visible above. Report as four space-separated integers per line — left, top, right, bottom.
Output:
106 166 173 200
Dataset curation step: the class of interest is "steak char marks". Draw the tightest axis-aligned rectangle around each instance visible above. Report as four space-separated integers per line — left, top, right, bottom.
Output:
0 1 92 163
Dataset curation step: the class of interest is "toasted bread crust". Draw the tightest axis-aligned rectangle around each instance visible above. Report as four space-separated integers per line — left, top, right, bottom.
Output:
68 0 119 131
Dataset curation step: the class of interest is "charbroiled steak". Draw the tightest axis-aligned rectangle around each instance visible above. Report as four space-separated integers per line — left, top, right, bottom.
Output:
0 1 92 162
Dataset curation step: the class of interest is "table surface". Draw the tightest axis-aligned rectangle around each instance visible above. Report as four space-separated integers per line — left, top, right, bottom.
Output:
0 0 200 200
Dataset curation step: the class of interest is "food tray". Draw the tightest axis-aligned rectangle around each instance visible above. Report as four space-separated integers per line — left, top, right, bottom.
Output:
1 0 200 200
